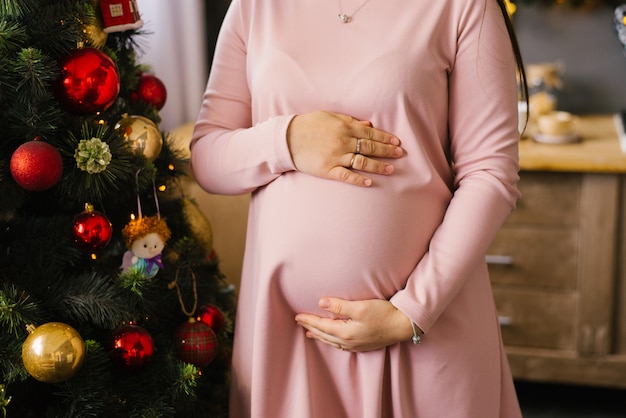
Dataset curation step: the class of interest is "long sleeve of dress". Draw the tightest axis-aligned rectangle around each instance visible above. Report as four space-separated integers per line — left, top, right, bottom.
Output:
390 0 521 332
190 2 296 195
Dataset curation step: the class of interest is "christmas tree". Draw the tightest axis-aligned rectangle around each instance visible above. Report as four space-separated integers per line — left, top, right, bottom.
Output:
0 1 235 416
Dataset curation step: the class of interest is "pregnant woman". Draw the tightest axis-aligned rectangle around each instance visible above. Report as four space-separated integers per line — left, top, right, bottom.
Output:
190 0 526 416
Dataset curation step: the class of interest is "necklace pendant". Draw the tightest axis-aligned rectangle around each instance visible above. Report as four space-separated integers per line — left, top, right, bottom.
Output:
337 0 371 23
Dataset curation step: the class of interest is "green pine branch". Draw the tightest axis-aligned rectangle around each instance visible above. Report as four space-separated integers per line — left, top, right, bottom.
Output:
0 283 40 337
12 47 57 100
0 0 34 20
48 271 138 330
0 20 27 54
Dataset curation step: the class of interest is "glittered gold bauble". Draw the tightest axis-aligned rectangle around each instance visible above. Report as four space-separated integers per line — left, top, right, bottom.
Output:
182 198 213 260
22 322 85 383
84 22 108 48
115 115 163 162
84 0 108 48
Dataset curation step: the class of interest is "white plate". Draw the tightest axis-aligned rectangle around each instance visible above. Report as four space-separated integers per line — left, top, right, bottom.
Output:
533 132 580 144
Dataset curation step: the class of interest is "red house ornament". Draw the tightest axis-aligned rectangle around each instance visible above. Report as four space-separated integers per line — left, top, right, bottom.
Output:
99 0 144 33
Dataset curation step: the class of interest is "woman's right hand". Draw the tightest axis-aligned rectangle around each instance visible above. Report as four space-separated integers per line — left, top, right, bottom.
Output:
286 111 404 187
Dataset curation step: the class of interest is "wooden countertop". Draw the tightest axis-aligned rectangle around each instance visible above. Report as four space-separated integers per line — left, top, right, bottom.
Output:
520 115 626 173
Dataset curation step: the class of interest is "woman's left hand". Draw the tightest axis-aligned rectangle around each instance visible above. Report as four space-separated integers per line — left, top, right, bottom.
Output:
295 297 416 352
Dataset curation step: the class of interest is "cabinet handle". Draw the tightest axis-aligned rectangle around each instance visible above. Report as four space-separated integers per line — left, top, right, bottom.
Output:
485 255 514 265
498 316 513 326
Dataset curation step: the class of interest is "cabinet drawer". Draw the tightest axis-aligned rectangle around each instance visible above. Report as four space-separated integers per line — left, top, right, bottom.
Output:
493 288 577 350
509 172 581 226
488 225 578 289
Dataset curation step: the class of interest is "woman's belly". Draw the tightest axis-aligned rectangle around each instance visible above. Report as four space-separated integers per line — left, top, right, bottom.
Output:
246 170 450 314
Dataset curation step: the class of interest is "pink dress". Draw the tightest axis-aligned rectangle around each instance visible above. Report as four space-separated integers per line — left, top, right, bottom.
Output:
191 0 523 416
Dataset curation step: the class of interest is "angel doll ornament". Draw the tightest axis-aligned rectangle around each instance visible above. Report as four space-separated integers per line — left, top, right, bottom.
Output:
121 215 171 279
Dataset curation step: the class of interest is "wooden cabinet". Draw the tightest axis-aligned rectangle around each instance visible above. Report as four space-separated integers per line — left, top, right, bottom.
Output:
487 116 626 389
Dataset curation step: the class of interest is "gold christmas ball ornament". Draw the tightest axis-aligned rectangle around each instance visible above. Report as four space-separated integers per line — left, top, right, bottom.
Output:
115 115 163 162
183 198 214 260
22 322 86 383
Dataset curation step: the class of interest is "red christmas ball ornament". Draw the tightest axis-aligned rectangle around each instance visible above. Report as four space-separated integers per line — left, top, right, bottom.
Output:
175 318 218 367
131 74 167 110
56 47 120 114
196 304 225 334
109 324 154 369
10 139 63 191
72 203 113 250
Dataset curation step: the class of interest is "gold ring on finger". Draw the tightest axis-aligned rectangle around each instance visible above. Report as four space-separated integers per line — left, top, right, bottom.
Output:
350 154 357 168
355 138 361 155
